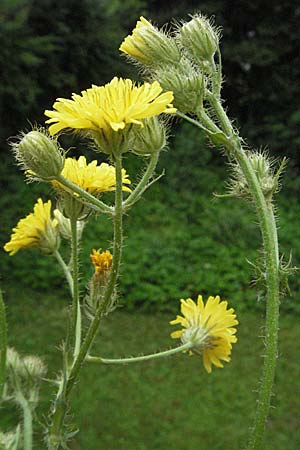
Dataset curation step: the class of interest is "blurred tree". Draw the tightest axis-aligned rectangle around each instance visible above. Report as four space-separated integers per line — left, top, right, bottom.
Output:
0 0 299 163
0 0 145 142
147 0 300 164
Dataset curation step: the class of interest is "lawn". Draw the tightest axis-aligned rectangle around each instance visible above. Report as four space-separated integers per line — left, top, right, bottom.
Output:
2 288 300 450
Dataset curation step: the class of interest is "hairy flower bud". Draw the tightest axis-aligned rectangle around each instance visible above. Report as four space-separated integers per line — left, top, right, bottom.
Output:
0 428 20 449
131 117 167 156
13 130 64 180
120 16 181 67
22 355 47 379
91 127 134 155
178 14 221 62
85 249 116 318
53 208 85 240
154 60 205 114
229 152 286 200
6 347 22 371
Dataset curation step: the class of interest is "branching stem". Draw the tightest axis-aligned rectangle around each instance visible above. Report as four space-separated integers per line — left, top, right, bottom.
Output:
123 151 160 211
55 175 113 214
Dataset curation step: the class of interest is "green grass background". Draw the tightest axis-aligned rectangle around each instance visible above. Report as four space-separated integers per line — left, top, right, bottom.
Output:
2 290 300 450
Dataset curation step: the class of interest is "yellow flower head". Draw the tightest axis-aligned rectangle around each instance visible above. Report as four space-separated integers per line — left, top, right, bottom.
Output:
51 155 131 194
4 199 58 255
90 248 113 275
120 17 181 67
44 77 176 136
170 295 238 373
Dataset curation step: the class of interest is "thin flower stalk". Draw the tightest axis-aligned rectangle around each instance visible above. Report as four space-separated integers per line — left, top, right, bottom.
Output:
0 289 7 399
15 390 33 450
86 342 193 365
53 251 73 296
55 174 113 215
123 151 160 210
70 214 81 361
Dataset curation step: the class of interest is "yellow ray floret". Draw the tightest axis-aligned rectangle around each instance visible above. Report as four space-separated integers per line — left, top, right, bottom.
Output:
4 199 57 255
51 155 131 194
90 248 113 275
170 295 238 373
45 77 176 136
119 17 154 61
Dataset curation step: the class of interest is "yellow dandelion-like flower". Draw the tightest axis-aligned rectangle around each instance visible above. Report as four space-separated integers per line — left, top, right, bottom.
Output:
4 199 58 256
170 295 238 373
44 77 176 136
51 155 131 194
90 248 113 275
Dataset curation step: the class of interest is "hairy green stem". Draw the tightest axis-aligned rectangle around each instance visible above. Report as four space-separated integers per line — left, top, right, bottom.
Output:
86 342 193 364
181 100 280 450
123 151 160 210
15 391 33 450
47 154 124 449
54 251 73 296
55 174 113 214
70 216 81 361
0 289 7 399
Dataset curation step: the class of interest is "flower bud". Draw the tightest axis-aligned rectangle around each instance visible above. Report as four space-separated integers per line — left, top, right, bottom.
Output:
6 347 22 371
13 130 64 180
178 14 221 62
131 117 167 156
53 208 85 240
39 220 60 255
120 16 181 67
154 60 204 114
0 429 20 449
22 355 46 379
229 152 285 200
85 249 116 318
90 126 134 155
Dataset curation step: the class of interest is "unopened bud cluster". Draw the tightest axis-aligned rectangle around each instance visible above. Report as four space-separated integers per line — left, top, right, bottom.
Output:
4 347 46 410
229 152 285 200
0 429 20 449
6 347 46 380
13 130 64 180
120 14 221 116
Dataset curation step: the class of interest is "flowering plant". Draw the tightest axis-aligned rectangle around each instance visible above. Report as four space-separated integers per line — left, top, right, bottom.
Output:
0 12 295 450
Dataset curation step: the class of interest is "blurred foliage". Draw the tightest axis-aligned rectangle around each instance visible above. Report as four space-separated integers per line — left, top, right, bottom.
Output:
0 0 299 313
1 0 300 164
0 0 146 140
